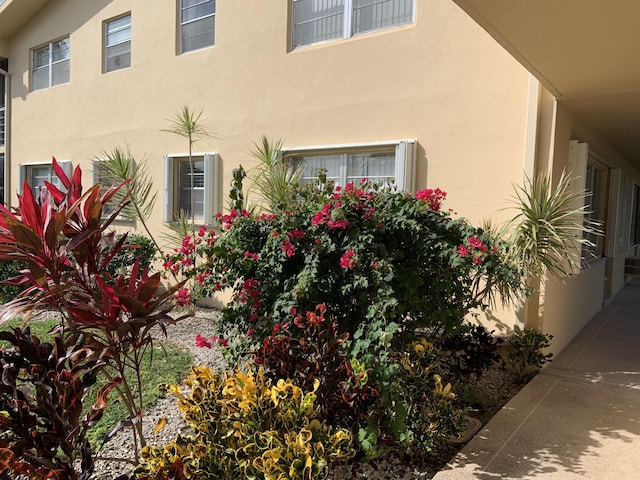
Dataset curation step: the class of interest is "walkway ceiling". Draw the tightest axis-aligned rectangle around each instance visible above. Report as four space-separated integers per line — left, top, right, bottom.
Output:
452 0 640 170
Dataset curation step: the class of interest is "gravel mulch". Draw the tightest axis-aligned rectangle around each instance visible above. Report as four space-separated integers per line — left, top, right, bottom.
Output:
89 310 525 480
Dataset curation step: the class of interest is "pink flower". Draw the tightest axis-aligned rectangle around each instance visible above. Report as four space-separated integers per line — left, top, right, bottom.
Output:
327 219 349 230
472 255 483 264
211 336 229 347
175 288 192 307
273 322 287 332
247 328 254 338
340 249 357 269
290 307 297 315
195 334 212 349
363 207 376 220
244 251 259 260
457 244 468 257
195 272 209 285
282 239 296 257
415 188 447 211
287 229 305 240
198 225 207 237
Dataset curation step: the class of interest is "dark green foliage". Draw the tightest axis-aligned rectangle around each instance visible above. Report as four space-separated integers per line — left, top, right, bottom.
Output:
0 259 28 304
105 233 157 278
440 324 504 382
503 328 554 382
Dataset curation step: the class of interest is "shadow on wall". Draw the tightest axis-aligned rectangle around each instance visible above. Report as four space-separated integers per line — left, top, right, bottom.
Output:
11 0 115 100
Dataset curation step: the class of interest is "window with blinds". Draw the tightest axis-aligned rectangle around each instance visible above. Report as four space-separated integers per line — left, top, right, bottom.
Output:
285 140 415 191
104 14 131 73
180 0 216 54
292 0 414 49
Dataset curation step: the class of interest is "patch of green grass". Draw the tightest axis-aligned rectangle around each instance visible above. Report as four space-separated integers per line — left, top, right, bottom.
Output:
0 317 60 348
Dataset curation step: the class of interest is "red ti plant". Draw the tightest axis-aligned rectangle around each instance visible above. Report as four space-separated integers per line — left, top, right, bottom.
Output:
0 158 186 463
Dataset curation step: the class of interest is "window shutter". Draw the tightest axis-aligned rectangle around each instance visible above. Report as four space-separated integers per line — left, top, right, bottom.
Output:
395 140 415 192
58 161 73 183
18 164 26 195
163 155 174 223
203 153 218 226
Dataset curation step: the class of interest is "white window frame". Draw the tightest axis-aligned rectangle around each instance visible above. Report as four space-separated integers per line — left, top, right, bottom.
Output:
282 139 415 191
179 0 216 54
104 13 132 73
19 161 73 199
291 0 415 49
163 153 218 226
31 37 70 91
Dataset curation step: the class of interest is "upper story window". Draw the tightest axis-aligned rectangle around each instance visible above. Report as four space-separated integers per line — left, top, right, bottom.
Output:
283 140 415 191
104 14 131 72
180 0 216 54
291 0 414 49
32 37 70 91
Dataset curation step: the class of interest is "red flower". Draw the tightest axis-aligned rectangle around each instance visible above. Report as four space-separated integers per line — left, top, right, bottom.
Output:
175 288 192 307
327 219 349 230
195 334 212 349
415 188 447 211
198 225 207 237
282 239 296 257
287 229 305 240
457 244 468 257
340 249 357 269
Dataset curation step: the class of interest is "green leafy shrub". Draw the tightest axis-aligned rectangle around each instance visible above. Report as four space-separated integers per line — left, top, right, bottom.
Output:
0 259 28 304
0 327 119 479
105 233 157 278
503 328 553 382
396 339 467 456
440 324 504 382
164 178 522 458
254 304 380 457
134 365 355 480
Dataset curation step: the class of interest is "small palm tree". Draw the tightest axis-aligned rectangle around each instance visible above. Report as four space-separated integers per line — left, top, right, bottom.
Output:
98 144 160 253
163 106 214 236
248 135 303 213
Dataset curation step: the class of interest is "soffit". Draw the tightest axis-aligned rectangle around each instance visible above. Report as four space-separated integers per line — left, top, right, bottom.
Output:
452 0 640 168
0 0 48 41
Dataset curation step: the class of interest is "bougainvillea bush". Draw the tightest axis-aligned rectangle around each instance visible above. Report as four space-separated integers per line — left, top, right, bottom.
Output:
166 179 520 351
164 178 523 457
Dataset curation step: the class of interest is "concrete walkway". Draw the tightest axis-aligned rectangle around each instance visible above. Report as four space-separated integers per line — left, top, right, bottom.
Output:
433 279 640 479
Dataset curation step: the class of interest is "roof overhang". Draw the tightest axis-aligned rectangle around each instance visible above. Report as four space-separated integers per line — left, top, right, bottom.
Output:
0 0 48 42
452 0 640 168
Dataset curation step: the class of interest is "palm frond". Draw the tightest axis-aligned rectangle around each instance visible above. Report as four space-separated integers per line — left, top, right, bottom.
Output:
248 135 303 213
505 170 601 280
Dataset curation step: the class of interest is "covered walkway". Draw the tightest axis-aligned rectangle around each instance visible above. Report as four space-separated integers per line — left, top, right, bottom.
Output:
434 279 640 479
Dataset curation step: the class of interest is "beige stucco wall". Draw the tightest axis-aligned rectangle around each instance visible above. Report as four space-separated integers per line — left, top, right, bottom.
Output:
4 0 532 328
533 97 640 353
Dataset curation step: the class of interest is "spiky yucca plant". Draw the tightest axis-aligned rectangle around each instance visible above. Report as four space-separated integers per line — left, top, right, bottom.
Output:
249 135 303 213
505 171 599 283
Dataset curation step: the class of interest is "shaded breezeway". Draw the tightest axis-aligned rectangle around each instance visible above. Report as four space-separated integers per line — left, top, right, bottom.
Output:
433 278 640 479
